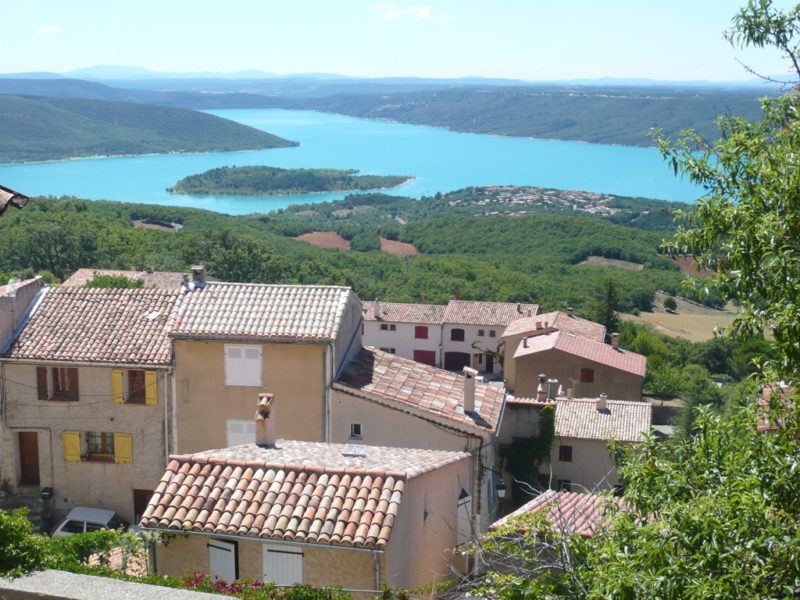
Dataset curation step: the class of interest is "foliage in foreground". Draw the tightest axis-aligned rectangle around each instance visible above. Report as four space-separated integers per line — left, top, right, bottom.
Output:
473 401 800 599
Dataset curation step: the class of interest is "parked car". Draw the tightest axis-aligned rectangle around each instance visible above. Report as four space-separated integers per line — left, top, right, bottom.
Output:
50 506 130 537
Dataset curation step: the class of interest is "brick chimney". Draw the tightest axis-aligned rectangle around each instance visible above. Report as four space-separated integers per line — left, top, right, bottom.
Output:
462 367 478 413
596 393 608 411
610 332 620 349
191 265 207 289
255 393 276 448
537 373 548 402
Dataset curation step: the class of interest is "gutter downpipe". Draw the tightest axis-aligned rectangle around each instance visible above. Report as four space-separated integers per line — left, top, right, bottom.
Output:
171 365 178 454
471 433 484 575
163 371 169 465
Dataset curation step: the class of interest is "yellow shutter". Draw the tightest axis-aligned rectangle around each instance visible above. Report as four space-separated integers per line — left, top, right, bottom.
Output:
63 431 81 462
111 369 124 404
114 433 132 464
145 371 157 406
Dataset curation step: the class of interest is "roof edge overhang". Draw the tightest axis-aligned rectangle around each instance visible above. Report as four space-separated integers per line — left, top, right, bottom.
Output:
0 357 172 369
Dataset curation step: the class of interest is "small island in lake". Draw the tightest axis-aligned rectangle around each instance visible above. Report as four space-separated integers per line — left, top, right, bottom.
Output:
168 166 413 196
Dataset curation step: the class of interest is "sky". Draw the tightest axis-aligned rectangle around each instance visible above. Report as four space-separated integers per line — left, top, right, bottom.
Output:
2 0 797 81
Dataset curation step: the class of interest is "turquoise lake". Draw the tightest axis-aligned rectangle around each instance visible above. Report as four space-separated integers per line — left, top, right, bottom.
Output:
0 109 701 215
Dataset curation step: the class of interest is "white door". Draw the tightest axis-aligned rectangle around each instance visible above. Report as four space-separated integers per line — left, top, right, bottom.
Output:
227 420 256 447
263 543 303 586
208 540 237 582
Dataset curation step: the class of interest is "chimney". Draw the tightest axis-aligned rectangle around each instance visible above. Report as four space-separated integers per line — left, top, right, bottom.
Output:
536 321 542 330
611 332 619 349
537 373 548 402
255 393 277 448
567 387 573 399
527 308 532 317
567 306 574 318
517 303 522 314
523 336 529 348
597 393 608 411
462 367 478 413
145 266 154 274
191 265 207 289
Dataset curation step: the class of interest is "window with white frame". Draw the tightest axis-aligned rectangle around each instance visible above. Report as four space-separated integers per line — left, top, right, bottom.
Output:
225 345 262 386
350 423 362 439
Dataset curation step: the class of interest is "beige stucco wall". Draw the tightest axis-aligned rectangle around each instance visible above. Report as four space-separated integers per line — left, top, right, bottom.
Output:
509 348 643 401
173 339 326 453
0 362 170 521
550 437 621 491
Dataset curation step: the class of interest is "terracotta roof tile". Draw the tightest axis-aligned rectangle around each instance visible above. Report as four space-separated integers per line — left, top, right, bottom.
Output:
334 347 505 435
171 282 354 341
492 490 626 537
0 184 29 216
503 311 606 342
6 287 176 365
513 331 646 377
362 301 446 324
140 439 467 549
555 397 651 442
442 300 539 326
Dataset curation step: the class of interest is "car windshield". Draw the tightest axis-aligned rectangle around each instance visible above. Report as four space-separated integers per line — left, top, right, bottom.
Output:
108 515 129 530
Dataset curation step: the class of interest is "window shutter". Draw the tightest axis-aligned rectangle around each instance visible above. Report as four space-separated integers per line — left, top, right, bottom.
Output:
37 367 48 400
63 431 81 462
144 371 157 406
114 433 132 464
68 368 79 399
111 370 124 404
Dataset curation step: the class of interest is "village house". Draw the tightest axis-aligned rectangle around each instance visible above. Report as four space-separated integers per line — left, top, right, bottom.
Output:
550 395 651 492
362 299 539 375
503 312 646 401
168 271 364 453
332 347 508 530
0 284 177 522
141 402 472 597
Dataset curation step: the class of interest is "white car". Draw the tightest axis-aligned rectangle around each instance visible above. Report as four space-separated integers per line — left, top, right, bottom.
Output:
50 506 130 537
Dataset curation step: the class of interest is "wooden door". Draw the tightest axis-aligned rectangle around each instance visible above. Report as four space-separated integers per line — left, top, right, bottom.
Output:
18 432 40 485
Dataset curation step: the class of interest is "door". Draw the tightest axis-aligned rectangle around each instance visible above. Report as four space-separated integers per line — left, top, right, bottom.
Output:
485 353 494 373
413 350 437 367
208 539 238 582
133 489 153 523
18 432 40 485
444 351 471 371
263 543 303 586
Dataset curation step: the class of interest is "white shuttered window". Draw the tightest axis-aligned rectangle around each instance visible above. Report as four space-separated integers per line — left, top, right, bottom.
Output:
263 543 303 586
225 345 262 386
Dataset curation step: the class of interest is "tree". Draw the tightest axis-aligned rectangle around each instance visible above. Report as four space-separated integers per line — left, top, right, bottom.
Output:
592 278 620 336
657 0 800 383
663 295 677 312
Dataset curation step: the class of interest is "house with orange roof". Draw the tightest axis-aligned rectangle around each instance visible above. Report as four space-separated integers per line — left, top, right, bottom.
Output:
362 300 445 367
504 315 646 401
0 285 177 522
141 414 471 597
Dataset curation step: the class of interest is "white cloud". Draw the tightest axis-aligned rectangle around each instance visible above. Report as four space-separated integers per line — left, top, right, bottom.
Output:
370 3 435 23
39 25 63 35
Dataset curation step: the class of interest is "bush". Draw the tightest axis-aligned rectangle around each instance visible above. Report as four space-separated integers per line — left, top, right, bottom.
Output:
663 295 677 312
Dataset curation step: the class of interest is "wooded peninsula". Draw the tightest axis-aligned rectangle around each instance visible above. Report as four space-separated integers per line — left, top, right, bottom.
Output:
168 166 412 195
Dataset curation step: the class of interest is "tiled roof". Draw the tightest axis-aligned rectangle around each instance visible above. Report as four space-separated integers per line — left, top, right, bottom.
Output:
62 268 205 290
334 347 505 435
514 331 646 377
492 490 625 537
171 282 353 341
442 300 539 326
555 397 651 442
140 440 468 549
503 311 606 343
5 287 176 365
0 184 29 216
363 301 445 324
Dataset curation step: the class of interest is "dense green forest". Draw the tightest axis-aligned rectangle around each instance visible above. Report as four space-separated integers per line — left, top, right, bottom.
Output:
0 192 690 314
0 95 296 162
169 166 411 195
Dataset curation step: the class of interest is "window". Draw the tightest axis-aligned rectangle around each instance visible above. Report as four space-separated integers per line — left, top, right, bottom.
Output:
263 543 302 586
209 539 238 582
112 369 157 405
558 445 573 462
414 325 428 339
451 328 465 342
489 330 496 338
225 345 262 387
350 423 362 439
227 420 255 447
557 479 572 491
63 431 132 464
456 490 472 546
37 367 79 401
379 347 396 354
389 324 396 331
380 323 389 330
580 368 595 383
478 329 485 337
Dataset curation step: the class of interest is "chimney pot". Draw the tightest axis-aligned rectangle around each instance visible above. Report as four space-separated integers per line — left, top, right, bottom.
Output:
567 387 573 399
523 336 529 348
536 321 542 330
567 306 574 317
517 303 522 313
537 374 548 402
255 393 277 448
611 333 620 349
527 308 532 317
597 393 608 411
462 366 478 413
146 266 154 274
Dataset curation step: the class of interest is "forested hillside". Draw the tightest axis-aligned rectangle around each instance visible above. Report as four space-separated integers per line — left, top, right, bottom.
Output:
0 194 688 314
169 166 411 195
0 95 296 162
